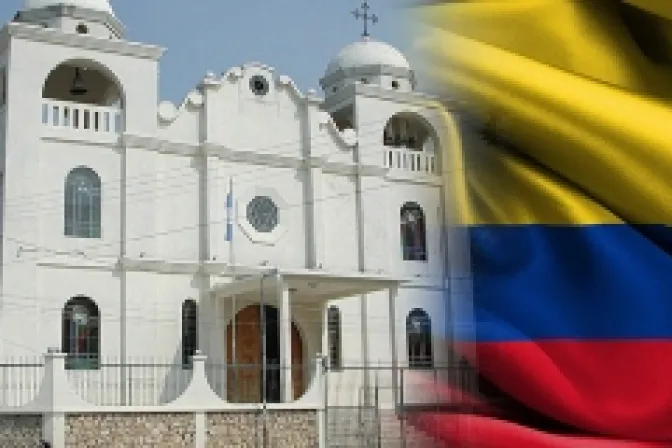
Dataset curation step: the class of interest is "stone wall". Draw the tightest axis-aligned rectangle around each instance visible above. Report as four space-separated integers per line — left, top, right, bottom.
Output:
206 410 318 448
0 414 42 447
65 413 195 447
63 410 318 447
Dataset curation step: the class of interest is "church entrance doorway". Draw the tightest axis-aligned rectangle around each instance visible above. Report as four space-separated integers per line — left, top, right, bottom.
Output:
226 304 304 403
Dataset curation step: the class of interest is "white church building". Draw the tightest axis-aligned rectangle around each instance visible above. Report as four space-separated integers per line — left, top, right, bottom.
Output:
0 0 458 445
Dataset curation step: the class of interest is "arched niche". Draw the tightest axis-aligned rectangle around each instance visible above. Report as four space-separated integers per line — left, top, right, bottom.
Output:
42 59 124 108
383 111 438 153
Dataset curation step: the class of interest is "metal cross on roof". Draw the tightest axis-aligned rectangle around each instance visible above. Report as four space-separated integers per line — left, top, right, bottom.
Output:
352 1 378 38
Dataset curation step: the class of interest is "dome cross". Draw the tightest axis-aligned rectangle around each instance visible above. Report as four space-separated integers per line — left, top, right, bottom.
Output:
352 1 378 38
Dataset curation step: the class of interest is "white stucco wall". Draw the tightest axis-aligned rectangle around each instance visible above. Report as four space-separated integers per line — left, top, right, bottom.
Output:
0 10 456 407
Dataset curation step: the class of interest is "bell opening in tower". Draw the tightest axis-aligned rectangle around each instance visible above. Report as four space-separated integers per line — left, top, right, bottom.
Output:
42 61 123 108
41 60 125 133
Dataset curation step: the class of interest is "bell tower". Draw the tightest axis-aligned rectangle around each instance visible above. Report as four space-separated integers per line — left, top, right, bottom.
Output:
0 0 164 360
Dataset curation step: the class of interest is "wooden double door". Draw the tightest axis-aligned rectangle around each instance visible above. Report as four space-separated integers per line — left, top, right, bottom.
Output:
225 304 304 402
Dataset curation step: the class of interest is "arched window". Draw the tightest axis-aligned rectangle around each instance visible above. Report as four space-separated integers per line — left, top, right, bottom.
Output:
64 167 101 238
407 309 433 369
181 300 198 369
327 306 342 370
62 296 100 370
400 202 427 261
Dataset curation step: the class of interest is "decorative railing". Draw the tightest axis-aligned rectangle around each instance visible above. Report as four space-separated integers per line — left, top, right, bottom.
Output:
384 147 437 174
42 99 123 134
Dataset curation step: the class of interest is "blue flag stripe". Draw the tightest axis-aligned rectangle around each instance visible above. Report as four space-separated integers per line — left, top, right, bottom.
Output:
461 224 672 341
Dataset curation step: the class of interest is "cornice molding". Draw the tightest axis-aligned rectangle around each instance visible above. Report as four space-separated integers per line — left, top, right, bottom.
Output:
319 64 416 90
121 257 202 275
322 82 439 112
121 133 200 156
121 134 369 174
121 134 442 184
358 164 390 177
384 171 442 186
15 4 125 37
36 256 239 276
42 131 120 149
5 22 164 60
354 83 437 105
202 141 304 169
36 255 118 272
321 161 356 176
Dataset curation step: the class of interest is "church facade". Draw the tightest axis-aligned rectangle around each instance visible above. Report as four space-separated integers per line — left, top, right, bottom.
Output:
0 0 455 414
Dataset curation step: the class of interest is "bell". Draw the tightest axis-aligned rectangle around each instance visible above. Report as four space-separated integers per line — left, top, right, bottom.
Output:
70 68 87 96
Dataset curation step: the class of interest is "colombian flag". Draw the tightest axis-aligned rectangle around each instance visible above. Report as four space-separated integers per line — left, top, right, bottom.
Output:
411 1 672 446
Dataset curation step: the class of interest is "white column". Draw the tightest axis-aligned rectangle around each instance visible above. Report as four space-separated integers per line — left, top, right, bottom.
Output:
277 274 293 402
207 156 222 262
311 167 326 268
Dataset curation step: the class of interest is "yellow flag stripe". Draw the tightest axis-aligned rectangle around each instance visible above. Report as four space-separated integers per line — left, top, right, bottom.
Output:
415 27 672 225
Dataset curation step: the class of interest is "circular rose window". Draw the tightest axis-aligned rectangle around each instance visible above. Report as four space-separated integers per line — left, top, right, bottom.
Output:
246 196 278 233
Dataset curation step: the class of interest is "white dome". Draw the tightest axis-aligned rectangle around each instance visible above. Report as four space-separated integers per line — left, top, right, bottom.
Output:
23 0 114 15
325 38 411 76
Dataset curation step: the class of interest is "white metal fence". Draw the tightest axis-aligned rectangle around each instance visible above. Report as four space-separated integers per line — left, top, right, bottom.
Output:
65 359 193 407
0 359 44 407
0 352 324 411
0 357 194 408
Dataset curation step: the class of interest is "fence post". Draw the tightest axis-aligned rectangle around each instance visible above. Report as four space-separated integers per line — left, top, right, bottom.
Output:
399 367 406 448
127 362 132 407
320 355 328 448
171 350 223 408
41 348 68 448
375 369 381 448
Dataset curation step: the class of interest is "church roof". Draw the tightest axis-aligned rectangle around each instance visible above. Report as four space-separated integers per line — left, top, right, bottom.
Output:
325 37 411 76
23 0 115 15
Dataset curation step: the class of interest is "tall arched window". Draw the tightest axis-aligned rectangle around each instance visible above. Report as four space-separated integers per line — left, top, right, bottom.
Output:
182 300 198 369
400 202 427 261
62 296 100 370
407 308 433 369
64 167 101 238
327 306 342 370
